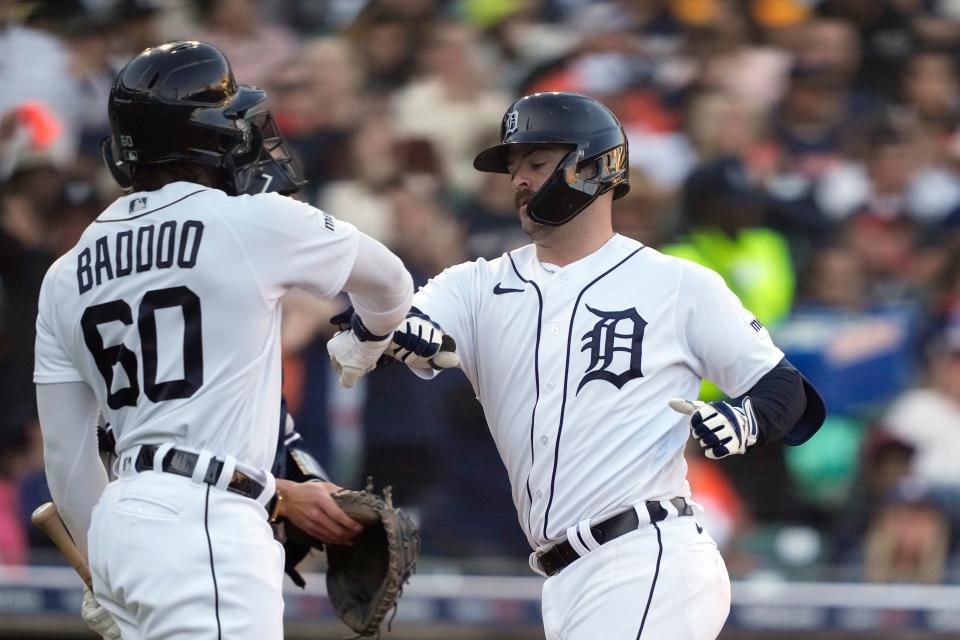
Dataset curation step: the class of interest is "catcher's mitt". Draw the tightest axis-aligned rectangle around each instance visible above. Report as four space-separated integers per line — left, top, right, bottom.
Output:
327 480 420 638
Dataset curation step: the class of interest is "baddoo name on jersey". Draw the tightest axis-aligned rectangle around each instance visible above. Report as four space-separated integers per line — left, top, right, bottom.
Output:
76 219 204 294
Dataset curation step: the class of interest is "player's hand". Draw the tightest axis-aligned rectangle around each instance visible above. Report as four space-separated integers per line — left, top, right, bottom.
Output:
669 397 758 459
326 328 391 388
81 586 121 640
275 479 364 545
388 311 460 370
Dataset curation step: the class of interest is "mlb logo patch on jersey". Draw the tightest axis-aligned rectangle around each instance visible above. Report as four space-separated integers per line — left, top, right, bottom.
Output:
129 197 148 213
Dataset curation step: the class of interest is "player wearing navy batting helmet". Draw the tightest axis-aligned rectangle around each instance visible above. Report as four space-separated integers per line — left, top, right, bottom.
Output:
336 91 826 640
35 41 414 639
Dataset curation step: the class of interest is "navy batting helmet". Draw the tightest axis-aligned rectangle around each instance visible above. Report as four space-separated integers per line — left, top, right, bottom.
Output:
473 92 629 226
102 41 306 196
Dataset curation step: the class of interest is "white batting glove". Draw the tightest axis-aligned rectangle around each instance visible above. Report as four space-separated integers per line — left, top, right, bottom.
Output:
327 329 391 388
388 312 460 370
81 586 121 640
669 397 758 459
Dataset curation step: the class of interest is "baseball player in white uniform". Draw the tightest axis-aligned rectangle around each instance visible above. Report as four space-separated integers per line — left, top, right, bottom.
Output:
34 42 413 640
348 92 826 640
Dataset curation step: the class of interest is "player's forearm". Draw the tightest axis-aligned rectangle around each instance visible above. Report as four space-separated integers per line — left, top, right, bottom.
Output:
739 358 807 446
36 382 109 556
342 233 413 336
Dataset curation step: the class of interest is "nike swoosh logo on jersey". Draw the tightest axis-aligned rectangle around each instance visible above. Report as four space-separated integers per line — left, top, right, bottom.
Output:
493 283 524 295
696 522 704 534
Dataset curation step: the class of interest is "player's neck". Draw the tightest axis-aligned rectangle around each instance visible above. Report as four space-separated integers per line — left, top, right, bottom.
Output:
533 207 614 267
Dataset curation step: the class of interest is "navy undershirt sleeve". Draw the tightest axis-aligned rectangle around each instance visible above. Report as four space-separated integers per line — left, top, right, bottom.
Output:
736 357 807 446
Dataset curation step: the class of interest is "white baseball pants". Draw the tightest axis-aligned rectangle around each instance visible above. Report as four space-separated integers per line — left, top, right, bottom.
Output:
541 516 730 640
87 469 285 639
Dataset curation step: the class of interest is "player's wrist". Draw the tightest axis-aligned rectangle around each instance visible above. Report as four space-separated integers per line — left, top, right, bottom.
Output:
350 313 391 343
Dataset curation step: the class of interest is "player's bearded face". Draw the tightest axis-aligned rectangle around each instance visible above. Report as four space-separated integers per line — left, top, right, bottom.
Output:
515 186 543 238
514 187 535 215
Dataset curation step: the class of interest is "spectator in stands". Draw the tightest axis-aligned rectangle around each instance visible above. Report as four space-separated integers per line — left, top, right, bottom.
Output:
193 0 299 87
771 63 853 183
268 37 362 196
833 430 917 567
820 0 960 101
58 9 119 160
317 113 403 244
844 212 922 306
883 328 960 491
864 480 951 583
610 172 677 249
921 237 960 348
775 243 919 417
900 50 960 138
388 184 464 276
462 0 569 93
346 3 427 94
0 3 76 164
0 1 71 110
689 1 793 114
392 21 509 197
0 165 62 412
897 51 960 225
791 17 882 119
663 155 795 328
817 119 952 226
0 409 42 565
686 90 771 166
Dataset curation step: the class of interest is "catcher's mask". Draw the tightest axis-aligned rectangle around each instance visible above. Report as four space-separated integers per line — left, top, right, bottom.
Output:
102 40 306 196
473 92 629 226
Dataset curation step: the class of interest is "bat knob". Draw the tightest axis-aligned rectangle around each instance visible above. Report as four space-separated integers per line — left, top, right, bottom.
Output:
30 502 57 525
668 398 703 416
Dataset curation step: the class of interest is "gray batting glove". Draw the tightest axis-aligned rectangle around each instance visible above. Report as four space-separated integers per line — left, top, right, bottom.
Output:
388 311 460 370
669 397 758 459
327 329 391 388
81 586 121 640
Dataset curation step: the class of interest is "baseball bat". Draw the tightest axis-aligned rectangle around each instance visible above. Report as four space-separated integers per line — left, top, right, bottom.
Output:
30 502 92 588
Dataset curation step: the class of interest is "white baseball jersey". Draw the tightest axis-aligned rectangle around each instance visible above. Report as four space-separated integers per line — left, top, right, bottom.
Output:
34 181 360 472
414 233 783 548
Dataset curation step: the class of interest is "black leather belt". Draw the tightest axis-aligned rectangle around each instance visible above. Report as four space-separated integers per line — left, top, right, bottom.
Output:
135 445 269 502
536 497 694 577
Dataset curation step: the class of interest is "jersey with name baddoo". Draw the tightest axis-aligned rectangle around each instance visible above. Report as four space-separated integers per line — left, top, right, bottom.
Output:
34 181 359 471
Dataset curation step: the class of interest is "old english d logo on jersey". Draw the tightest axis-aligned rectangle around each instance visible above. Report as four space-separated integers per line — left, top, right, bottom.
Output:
577 305 647 393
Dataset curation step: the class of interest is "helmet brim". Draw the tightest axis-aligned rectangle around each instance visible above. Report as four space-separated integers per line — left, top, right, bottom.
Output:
474 136 578 173
223 85 267 117
473 143 511 173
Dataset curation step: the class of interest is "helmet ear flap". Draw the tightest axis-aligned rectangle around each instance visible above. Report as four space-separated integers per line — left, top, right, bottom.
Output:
101 137 133 192
525 144 628 225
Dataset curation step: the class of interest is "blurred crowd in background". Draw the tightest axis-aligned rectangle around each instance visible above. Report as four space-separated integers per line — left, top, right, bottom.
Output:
1 0 960 585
